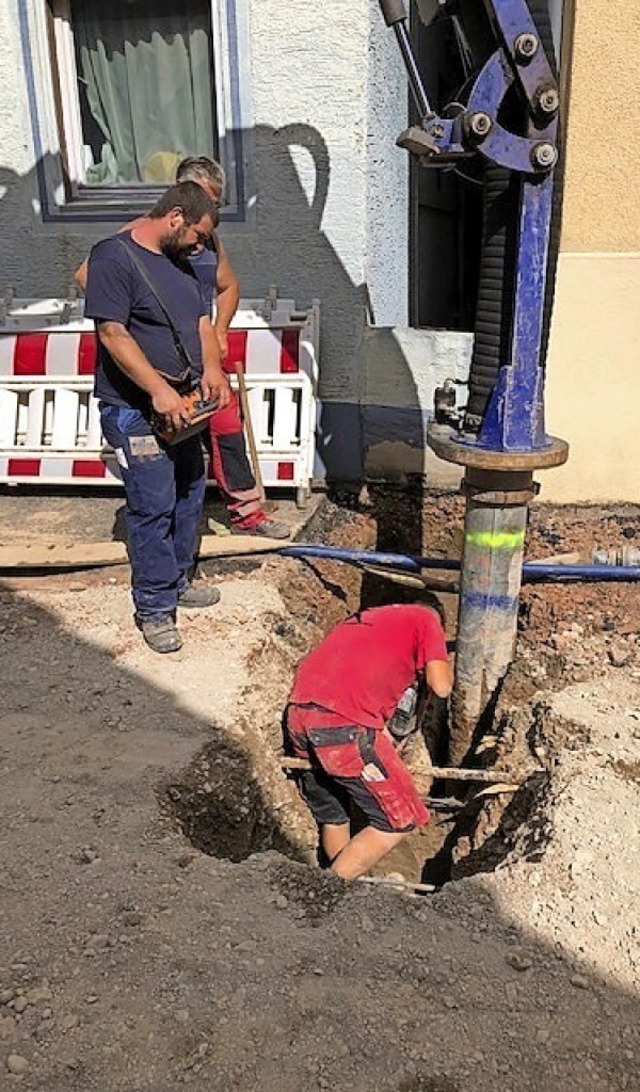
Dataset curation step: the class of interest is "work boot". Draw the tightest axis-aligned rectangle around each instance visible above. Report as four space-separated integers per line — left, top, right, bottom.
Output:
235 518 291 541
138 617 183 654
177 583 221 609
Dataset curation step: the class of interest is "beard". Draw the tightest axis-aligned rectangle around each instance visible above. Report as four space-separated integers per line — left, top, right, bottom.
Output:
160 228 191 261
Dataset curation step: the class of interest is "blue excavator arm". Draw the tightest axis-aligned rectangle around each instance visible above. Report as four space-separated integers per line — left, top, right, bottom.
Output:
378 0 569 762
379 0 566 463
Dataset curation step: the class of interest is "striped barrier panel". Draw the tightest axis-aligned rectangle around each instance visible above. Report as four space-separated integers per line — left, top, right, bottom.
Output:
0 295 319 498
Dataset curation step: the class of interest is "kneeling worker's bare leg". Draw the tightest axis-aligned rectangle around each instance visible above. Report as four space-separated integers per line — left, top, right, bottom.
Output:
321 822 351 864
330 827 407 881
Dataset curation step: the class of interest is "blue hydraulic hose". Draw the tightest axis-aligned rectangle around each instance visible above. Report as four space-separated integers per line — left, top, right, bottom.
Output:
278 544 640 583
279 544 451 572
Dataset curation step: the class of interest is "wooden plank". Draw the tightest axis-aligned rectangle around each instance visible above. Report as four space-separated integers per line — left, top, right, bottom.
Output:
0 540 128 570
280 755 525 785
527 551 581 566
0 533 284 572
199 534 284 559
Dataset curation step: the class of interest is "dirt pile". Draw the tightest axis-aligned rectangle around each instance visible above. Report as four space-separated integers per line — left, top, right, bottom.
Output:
470 673 640 995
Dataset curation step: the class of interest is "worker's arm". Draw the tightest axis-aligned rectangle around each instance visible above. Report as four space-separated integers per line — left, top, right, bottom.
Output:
97 322 189 430
199 316 231 408
425 659 454 699
212 234 240 361
74 217 141 292
75 258 90 292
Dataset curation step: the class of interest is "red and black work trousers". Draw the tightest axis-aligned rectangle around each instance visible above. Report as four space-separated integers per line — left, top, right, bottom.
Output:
206 389 265 530
285 704 430 834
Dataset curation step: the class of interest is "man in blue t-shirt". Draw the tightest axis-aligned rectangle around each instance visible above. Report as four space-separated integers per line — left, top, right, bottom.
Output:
85 181 230 654
76 156 290 540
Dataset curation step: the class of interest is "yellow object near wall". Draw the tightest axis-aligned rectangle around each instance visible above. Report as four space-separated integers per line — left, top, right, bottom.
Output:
545 253 640 503
560 3 640 253
543 2 640 502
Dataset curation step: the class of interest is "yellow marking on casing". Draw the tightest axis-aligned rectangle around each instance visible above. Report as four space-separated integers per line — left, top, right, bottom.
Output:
465 530 525 550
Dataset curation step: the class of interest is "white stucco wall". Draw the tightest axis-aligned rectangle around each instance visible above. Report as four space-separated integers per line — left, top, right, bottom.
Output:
0 5 32 179
365 4 409 329
229 0 408 405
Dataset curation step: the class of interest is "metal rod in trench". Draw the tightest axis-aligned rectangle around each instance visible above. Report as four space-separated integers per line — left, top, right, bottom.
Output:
281 756 523 785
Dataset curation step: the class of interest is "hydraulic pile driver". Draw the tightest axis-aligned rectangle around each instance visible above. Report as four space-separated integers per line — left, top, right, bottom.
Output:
378 0 569 763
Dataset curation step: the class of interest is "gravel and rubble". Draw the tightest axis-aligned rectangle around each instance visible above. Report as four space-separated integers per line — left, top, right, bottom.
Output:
0 491 639 1090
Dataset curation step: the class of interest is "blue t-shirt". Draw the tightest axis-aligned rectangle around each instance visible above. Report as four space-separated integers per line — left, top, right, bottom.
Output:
85 232 208 408
187 236 219 315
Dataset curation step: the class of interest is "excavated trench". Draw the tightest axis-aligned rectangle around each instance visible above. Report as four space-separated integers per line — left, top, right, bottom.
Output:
165 732 301 864
159 491 576 891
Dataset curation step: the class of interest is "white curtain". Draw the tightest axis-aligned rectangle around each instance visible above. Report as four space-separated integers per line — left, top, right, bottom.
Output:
71 0 217 185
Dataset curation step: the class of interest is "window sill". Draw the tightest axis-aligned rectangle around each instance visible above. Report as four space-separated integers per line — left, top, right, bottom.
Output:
48 188 240 225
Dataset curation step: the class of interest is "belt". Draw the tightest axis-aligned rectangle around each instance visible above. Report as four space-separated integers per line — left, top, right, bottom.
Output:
306 725 361 747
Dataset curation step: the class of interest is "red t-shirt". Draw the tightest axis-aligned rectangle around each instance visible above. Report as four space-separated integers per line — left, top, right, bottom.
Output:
289 604 448 730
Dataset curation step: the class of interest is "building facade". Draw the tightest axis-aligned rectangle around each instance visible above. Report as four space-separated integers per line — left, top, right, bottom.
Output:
1 2 639 500
544 0 640 502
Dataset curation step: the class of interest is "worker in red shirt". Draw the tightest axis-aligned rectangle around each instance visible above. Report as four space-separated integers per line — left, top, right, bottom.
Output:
284 603 453 881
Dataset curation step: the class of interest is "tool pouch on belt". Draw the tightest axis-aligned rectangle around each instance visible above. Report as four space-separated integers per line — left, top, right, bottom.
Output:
300 715 429 830
307 726 388 783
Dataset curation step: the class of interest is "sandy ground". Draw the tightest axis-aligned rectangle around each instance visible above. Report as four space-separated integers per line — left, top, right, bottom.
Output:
480 673 640 996
0 492 639 1090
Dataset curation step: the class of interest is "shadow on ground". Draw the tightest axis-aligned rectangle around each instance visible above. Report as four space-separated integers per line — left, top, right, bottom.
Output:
0 576 638 1092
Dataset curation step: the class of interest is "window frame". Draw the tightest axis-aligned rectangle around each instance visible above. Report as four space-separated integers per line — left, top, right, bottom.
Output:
19 0 251 223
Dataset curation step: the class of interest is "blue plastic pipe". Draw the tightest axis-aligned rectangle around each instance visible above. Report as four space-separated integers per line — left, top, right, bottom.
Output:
279 545 450 572
522 564 640 584
278 544 640 583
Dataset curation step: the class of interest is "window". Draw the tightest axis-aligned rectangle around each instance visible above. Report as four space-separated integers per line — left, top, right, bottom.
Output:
20 1 251 220
50 0 219 193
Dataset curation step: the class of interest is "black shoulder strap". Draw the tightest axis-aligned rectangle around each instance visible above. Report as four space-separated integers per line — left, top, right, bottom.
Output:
117 235 194 372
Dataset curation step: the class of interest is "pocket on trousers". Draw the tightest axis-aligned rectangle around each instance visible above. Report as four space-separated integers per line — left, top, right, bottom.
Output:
310 734 365 780
357 731 389 781
128 434 163 462
101 407 164 464
101 406 148 445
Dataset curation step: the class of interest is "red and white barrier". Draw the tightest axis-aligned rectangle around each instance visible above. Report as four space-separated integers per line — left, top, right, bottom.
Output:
0 293 319 498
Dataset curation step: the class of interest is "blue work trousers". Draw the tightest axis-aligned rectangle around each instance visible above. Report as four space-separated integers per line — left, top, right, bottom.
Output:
100 405 205 621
